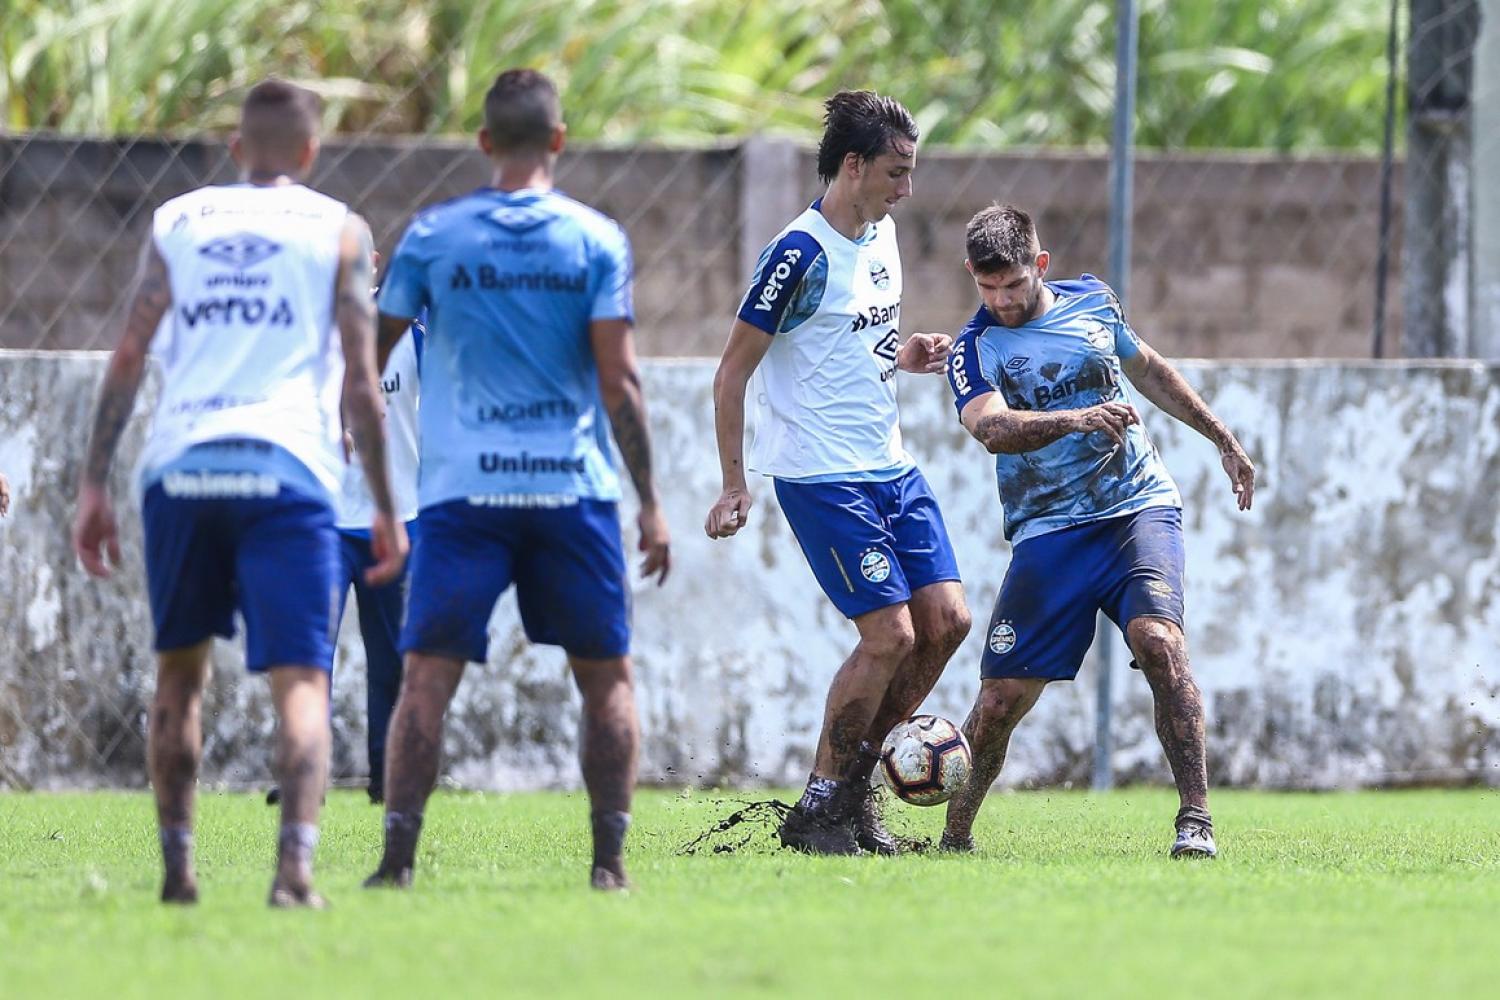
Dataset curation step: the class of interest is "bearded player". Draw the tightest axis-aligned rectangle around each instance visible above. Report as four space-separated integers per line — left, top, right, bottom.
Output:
706 91 972 855
939 204 1255 858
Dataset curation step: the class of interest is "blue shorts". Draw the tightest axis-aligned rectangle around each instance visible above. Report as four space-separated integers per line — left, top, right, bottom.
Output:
142 483 340 672
773 468 961 619
981 505 1185 681
401 499 629 662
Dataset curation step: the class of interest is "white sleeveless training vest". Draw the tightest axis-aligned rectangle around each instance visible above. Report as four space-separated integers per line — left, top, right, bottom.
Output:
745 205 911 480
142 183 349 497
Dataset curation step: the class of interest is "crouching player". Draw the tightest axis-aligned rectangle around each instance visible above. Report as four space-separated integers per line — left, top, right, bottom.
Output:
940 205 1255 858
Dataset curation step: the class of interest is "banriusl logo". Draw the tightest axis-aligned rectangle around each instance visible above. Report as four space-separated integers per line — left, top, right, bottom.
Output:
198 232 281 270
753 248 803 312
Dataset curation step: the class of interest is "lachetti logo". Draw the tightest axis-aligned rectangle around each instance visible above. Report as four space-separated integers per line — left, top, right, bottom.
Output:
753 247 802 312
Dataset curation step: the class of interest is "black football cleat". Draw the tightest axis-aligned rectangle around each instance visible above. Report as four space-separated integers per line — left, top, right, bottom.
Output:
852 785 898 855
778 804 862 856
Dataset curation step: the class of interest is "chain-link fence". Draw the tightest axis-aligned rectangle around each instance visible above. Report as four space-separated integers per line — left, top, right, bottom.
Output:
1 0 1495 360
2 0 1498 790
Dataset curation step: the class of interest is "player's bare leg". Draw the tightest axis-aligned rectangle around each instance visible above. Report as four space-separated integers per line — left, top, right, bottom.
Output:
365 652 466 888
149 641 211 904
267 667 332 907
569 655 639 890
940 677 1046 852
852 581 971 853
1127 616 1215 857
781 603 915 854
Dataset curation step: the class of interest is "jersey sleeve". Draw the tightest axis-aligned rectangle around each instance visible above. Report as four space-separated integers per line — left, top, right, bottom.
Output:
735 230 824 334
377 220 432 320
1074 273 1145 360
947 316 998 416
590 224 634 323
1112 299 1144 360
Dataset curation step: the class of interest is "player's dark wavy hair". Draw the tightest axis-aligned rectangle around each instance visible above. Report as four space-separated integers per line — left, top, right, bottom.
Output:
966 204 1040 274
484 68 562 154
816 91 919 185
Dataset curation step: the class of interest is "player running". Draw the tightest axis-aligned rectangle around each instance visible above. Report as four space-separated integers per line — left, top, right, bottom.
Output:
72 79 406 906
939 204 1255 859
363 69 669 892
705 91 972 856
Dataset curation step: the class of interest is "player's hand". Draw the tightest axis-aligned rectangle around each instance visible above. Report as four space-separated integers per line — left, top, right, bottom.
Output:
637 502 671 585
0 472 10 517
1221 444 1256 511
73 483 122 578
705 487 752 539
1074 402 1139 447
365 511 409 586
897 333 953 374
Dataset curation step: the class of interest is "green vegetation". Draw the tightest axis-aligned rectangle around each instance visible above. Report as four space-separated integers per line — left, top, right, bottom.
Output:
2 787 1495 997
4 0 1396 149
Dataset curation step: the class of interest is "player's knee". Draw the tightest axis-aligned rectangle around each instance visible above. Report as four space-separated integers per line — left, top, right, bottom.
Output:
864 618 917 661
1128 618 1185 675
943 603 974 651
975 680 1030 728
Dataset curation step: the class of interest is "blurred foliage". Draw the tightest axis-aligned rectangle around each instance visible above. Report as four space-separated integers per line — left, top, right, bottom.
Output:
2 0 1398 150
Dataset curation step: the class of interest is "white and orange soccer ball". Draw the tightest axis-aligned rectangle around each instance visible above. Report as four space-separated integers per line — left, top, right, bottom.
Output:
879 715 973 806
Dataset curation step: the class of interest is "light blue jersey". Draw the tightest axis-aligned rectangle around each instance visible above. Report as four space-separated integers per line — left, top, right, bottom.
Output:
947 275 1180 544
378 187 632 508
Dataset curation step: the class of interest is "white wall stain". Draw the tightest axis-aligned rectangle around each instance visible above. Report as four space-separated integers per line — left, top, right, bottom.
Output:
1 352 1497 789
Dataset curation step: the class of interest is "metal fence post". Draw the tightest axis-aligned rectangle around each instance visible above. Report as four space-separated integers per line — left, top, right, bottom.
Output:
1094 0 1139 793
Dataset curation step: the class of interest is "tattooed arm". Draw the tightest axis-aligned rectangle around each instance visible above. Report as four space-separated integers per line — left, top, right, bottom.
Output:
959 389 1138 455
1122 343 1255 510
592 317 670 584
72 239 173 577
337 214 409 583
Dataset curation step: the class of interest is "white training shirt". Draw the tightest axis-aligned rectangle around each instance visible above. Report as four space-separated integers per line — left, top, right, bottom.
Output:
735 200 913 481
334 326 421 528
141 183 348 497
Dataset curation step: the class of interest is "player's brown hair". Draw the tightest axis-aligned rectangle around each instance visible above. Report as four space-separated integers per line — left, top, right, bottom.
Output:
816 91 918 185
965 204 1041 274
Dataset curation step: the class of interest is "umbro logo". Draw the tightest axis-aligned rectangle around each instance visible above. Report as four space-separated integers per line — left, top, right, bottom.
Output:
873 330 900 362
1006 356 1030 371
484 205 552 232
198 233 281 270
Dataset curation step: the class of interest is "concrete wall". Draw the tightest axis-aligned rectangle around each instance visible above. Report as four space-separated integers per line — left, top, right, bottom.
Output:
2 352 1497 791
2 136 1400 359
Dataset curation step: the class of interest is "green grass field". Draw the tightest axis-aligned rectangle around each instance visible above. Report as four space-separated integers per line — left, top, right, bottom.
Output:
2 788 1497 998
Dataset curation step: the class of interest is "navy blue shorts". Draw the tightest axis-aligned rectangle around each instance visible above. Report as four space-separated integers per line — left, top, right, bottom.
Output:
773 468 961 619
142 483 340 672
981 506 1185 681
401 499 629 662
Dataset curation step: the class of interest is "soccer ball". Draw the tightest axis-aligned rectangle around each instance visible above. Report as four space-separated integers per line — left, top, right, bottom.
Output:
879 715 972 806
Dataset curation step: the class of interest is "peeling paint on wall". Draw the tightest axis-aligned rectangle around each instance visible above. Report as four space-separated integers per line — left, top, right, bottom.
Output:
1 353 1496 790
